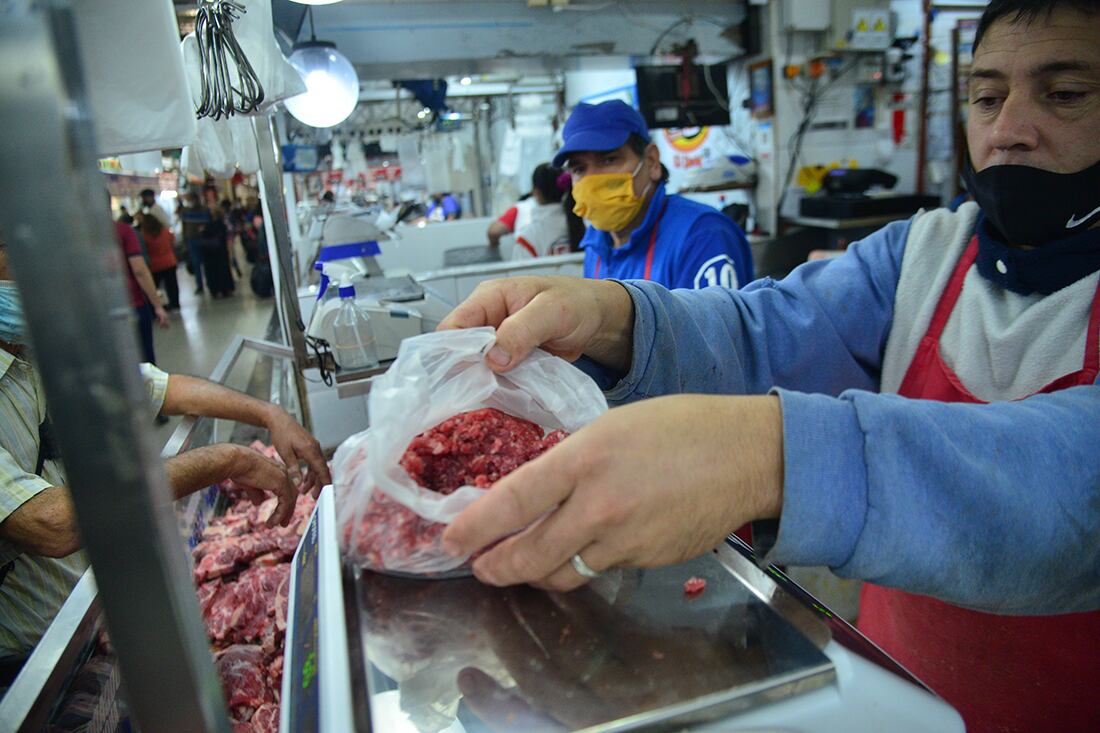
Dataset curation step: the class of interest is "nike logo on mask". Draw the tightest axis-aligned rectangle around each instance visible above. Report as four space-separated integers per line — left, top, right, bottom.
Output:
1066 204 1100 229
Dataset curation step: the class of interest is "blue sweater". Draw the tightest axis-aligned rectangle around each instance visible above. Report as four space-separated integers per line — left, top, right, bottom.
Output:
577 218 1100 615
580 183 753 289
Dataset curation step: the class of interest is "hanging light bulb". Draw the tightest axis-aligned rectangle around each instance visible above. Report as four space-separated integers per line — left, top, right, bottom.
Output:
284 7 359 128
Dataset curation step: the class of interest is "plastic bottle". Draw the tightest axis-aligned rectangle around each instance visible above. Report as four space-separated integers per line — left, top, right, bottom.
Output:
331 278 380 370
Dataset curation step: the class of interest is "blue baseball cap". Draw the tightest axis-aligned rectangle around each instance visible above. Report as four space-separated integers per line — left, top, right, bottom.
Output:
552 100 650 168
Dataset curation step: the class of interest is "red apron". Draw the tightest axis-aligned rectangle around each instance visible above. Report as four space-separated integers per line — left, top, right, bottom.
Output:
858 237 1100 733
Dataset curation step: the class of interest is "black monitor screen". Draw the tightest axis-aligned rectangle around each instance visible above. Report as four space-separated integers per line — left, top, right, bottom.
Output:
635 64 731 129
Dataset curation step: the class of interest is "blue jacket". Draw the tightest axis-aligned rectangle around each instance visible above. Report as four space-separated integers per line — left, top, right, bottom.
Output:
576 216 1100 615
580 183 753 289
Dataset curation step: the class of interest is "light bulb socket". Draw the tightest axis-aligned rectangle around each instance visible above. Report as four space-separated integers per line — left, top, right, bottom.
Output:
292 39 337 52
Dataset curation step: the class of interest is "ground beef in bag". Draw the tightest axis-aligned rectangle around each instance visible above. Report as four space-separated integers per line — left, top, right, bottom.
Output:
346 408 567 572
401 408 566 492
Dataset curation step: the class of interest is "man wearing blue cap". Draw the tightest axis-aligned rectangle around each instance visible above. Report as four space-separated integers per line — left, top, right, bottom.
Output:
554 100 752 289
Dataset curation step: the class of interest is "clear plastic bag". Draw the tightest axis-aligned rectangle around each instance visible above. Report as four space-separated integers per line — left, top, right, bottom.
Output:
333 327 607 576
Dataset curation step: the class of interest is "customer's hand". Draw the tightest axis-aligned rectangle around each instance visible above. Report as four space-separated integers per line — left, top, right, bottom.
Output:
442 394 785 590
264 407 331 497
219 443 298 527
438 276 635 374
154 304 170 329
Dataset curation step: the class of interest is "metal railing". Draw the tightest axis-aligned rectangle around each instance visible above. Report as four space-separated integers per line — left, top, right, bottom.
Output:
161 335 303 459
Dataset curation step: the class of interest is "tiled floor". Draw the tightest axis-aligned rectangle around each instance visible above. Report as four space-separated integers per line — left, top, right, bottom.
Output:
150 250 276 448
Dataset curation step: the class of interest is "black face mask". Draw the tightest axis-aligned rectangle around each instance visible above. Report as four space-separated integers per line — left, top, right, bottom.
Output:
961 158 1100 246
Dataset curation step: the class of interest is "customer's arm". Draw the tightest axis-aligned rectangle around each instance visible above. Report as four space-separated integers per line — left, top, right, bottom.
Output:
0 443 296 558
160 372 331 493
487 220 511 247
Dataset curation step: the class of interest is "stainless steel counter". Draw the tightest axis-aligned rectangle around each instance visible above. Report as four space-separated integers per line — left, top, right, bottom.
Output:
344 543 839 732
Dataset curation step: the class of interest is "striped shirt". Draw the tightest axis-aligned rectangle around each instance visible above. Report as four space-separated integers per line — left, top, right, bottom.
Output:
0 350 168 658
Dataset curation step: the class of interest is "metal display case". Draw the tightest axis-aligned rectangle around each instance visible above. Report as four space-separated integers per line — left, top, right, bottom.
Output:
0 337 306 733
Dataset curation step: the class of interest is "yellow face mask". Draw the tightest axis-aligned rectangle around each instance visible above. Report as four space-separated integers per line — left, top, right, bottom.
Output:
571 160 651 232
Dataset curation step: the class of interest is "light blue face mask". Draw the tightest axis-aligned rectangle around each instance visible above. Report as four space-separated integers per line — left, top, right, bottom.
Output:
0 280 27 345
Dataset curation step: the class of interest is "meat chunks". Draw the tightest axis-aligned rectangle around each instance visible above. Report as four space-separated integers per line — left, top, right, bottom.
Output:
344 408 567 572
215 645 272 719
683 576 707 596
190 441 317 732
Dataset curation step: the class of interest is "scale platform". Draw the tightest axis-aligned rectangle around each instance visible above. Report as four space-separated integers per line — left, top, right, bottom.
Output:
281 490 961 732
321 539 963 732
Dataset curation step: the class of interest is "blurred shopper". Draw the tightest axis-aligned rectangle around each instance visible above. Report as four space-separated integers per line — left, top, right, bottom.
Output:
240 196 263 264
178 191 211 295
427 192 461 221
488 164 574 260
221 198 244 278
138 188 171 229
138 212 180 311
199 205 235 299
115 218 168 364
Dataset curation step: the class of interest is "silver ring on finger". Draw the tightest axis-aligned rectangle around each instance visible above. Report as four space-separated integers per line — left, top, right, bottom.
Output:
571 552 602 579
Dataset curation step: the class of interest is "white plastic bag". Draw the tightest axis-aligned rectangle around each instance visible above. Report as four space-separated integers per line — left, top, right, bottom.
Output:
333 327 607 576
229 117 260 175
74 0 196 156
232 0 307 111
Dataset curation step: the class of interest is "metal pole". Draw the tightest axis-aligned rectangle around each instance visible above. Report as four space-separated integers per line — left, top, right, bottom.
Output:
0 3 229 732
252 115 314 432
473 107 489 217
917 0 932 196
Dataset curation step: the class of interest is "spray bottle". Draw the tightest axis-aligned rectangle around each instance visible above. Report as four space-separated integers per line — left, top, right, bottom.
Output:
330 273 380 370
306 261 358 342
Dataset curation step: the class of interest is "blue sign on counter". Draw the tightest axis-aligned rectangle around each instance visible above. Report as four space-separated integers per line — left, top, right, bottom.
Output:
281 144 320 173
287 506 321 732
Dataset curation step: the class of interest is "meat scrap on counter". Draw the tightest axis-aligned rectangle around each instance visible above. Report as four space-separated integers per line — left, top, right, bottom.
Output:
683 576 707 596
344 408 567 572
191 441 316 733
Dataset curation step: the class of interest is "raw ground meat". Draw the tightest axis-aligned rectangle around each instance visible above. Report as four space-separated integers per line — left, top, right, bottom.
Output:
343 490 447 570
344 408 567 572
683 576 707 596
400 408 566 491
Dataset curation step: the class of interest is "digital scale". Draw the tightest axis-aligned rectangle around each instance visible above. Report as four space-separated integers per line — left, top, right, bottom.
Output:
281 505 963 732
281 487 354 732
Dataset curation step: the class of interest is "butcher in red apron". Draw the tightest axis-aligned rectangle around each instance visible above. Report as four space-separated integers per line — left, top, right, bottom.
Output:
859 236 1100 733
435 4 1100 732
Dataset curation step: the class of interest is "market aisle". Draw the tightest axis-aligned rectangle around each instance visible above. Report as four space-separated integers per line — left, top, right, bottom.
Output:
150 249 275 447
